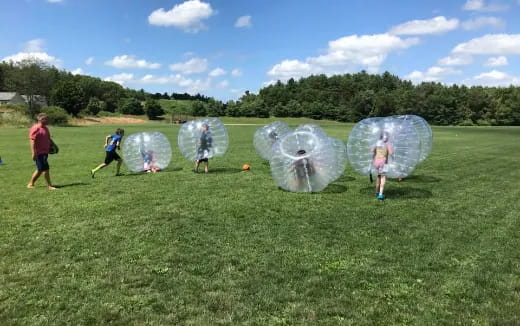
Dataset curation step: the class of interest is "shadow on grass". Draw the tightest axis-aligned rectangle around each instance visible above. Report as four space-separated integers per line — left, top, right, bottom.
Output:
205 167 242 174
115 167 183 177
275 183 348 194
55 182 90 188
360 186 432 199
336 175 356 182
161 167 183 172
321 183 348 194
398 175 441 183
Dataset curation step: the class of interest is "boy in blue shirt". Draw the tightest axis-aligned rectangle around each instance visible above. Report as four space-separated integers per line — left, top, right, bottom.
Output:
91 128 124 178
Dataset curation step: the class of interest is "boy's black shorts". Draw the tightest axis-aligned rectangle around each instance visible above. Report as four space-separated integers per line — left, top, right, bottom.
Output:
104 151 121 165
197 158 209 162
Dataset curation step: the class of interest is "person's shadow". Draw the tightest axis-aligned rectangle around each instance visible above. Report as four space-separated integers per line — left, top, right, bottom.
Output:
205 167 242 174
336 175 356 182
399 175 441 183
54 182 90 188
321 183 348 194
360 186 432 199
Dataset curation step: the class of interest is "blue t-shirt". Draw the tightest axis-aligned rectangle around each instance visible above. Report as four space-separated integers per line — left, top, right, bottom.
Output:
106 134 122 152
143 152 153 163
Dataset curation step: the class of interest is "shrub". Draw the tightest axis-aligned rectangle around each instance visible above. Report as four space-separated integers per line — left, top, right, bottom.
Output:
85 97 105 116
0 103 29 112
98 111 119 117
458 119 474 126
144 99 165 120
118 97 144 115
0 110 32 127
476 119 492 126
40 106 69 125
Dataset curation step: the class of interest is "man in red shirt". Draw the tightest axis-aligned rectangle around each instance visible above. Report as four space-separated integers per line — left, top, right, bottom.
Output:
27 113 56 190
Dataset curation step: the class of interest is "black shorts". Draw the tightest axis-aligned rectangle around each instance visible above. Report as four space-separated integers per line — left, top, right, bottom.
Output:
34 154 49 171
104 151 121 165
197 158 209 163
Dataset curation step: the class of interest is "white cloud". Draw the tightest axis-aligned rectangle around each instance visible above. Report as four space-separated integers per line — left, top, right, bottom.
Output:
437 54 474 66
405 66 461 83
148 0 214 33
461 16 505 30
169 57 208 74
262 80 277 87
172 76 212 93
140 74 171 84
24 39 45 52
462 0 508 11
104 72 214 94
231 68 243 77
485 55 508 66
268 60 314 80
453 34 520 54
388 16 459 35
209 67 226 77
465 70 520 86
71 68 83 75
217 80 229 88
1 52 62 67
235 15 252 28
105 55 161 69
268 33 420 81
85 57 94 65
104 73 135 86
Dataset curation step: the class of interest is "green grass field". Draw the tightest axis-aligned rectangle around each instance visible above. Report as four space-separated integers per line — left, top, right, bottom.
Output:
1 120 519 325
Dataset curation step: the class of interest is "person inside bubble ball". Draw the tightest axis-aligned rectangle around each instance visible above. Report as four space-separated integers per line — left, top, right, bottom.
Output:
91 128 124 178
268 131 278 145
142 149 160 173
289 149 315 191
194 123 212 173
372 131 394 200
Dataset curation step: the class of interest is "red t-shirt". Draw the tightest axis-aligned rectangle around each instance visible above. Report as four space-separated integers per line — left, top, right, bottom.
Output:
29 124 51 155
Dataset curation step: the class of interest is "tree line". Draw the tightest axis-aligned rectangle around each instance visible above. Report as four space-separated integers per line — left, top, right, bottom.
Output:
0 59 164 119
1 59 519 125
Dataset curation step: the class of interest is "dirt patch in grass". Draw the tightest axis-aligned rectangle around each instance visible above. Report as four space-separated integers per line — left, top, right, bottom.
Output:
71 116 147 125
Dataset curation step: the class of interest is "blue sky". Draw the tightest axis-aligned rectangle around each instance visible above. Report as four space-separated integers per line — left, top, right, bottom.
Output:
1 0 520 100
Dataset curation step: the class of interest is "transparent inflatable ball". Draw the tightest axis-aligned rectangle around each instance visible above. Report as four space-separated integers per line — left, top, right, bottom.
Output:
270 130 340 192
122 132 172 173
253 121 292 160
178 118 229 162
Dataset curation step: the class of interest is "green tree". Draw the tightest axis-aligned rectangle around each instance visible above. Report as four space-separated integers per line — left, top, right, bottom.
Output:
7 59 54 117
50 81 87 116
144 99 164 120
190 100 207 117
85 97 105 115
206 98 225 116
118 97 144 115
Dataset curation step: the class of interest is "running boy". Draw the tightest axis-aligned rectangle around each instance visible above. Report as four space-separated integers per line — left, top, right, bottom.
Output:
91 128 124 178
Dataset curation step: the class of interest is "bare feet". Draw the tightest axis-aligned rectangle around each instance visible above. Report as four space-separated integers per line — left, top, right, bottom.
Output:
48 186 57 190
27 184 35 189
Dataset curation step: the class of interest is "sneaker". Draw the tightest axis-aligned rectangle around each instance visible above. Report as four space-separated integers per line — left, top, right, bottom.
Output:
0 159 3 164
377 194 385 200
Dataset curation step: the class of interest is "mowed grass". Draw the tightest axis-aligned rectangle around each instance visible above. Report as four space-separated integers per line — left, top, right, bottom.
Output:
0 120 519 325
